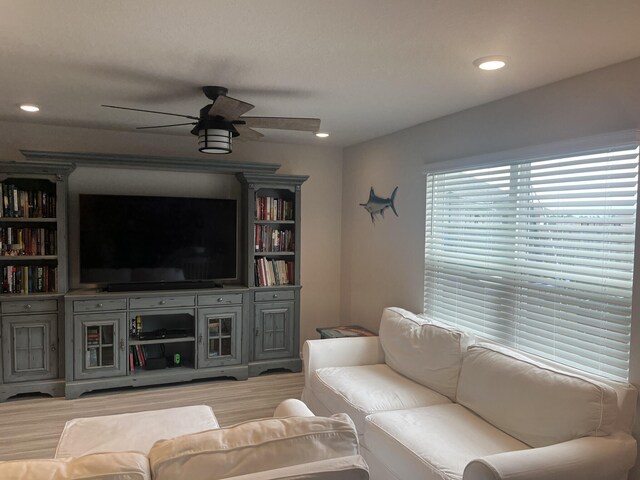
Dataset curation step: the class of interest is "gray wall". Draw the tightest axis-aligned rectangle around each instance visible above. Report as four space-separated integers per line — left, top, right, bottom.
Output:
0 122 343 345
341 55 640 477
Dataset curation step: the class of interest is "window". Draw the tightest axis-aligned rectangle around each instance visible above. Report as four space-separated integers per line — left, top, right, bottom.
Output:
424 133 639 381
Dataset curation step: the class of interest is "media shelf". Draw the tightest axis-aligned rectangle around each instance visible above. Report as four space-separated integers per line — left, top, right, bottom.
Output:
128 309 196 373
0 217 57 224
129 337 196 346
255 220 295 225
64 288 248 398
0 255 57 261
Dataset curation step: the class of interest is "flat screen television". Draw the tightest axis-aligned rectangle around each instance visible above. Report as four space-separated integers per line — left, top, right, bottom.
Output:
79 194 237 290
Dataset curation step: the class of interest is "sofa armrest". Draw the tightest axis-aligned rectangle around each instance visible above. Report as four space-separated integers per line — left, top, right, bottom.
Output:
463 432 636 480
273 399 315 417
303 337 384 386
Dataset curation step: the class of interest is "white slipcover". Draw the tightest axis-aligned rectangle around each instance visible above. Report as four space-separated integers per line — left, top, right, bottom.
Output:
0 451 150 480
365 404 529 480
149 413 361 480
379 307 468 399
457 344 619 447
310 363 450 432
55 405 219 458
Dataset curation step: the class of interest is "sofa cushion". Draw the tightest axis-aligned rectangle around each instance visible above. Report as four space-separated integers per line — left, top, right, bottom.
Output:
149 414 360 480
56 405 219 457
364 404 529 480
457 343 619 448
379 307 467 399
220 456 369 480
310 363 450 433
0 451 150 480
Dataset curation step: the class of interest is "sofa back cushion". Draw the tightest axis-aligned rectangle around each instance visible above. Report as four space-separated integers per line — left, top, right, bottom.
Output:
379 307 466 399
0 451 150 479
148 414 360 480
457 344 619 447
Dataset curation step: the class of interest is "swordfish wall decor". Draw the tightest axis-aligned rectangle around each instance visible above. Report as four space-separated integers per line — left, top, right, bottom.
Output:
360 186 398 223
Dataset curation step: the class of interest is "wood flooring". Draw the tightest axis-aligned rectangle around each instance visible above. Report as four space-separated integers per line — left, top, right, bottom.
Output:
0 372 304 461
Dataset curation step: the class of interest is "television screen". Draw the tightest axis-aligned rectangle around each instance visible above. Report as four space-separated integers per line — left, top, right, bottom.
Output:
79 194 237 286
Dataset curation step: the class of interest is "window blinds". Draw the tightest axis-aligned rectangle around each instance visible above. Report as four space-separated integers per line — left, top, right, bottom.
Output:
424 143 639 381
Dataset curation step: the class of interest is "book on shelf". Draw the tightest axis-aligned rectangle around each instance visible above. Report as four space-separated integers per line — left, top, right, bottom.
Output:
0 226 56 256
130 344 168 371
0 183 56 219
254 225 294 252
86 327 100 347
131 344 146 368
129 315 143 337
255 196 293 221
1 265 56 293
254 257 294 287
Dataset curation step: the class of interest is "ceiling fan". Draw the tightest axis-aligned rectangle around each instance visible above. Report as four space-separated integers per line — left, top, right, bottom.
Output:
102 86 321 154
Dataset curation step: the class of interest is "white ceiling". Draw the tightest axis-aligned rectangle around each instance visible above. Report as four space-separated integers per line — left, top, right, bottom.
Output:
2 0 640 148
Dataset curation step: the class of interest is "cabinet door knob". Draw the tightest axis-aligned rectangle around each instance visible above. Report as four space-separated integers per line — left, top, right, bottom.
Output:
217 297 223 302
119 339 125 351
25 304 32 310
273 294 278 299
255 329 259 337
97 303 103 308
160 300 166 305
198 334 202 343
50 343 56 352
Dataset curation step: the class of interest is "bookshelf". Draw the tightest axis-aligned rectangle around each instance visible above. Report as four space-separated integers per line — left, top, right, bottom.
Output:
237 173 307 376
0 176 65 294
0 162 73 402
238 175 306 289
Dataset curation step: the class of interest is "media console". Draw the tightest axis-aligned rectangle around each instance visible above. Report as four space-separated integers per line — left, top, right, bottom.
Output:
0 155 307 401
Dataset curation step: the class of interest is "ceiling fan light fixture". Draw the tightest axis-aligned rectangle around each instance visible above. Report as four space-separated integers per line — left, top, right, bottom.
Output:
473 55 509 71
198 128 233 154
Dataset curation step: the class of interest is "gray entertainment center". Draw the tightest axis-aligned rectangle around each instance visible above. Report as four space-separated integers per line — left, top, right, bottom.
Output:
0 151 306 401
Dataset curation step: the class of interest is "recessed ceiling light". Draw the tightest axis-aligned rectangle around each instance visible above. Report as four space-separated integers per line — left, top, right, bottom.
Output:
20 104 40 112
473 56 509 71
315 132 329 138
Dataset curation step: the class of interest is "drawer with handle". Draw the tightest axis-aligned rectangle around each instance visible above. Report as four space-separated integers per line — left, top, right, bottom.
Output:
254 290 295 302
73 298 128 313
129 295 195 309
198 293 244 306
1 298 58 314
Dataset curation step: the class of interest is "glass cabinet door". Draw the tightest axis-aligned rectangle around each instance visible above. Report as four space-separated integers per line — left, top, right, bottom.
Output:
85 323 115 368
198 306 242 368
74 313 127 379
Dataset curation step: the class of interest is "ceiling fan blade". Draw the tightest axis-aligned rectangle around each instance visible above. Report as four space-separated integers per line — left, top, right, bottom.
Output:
102 104 199 120
208 95 255 121
235 124 265 140
136 122 197 130
242 117 321 132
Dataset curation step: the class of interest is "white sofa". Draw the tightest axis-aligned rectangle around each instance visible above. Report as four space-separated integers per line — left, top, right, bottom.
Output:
0 400 369 479
302 307 638 480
